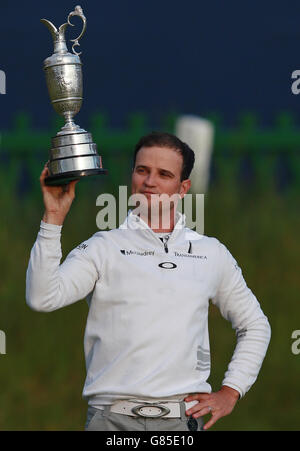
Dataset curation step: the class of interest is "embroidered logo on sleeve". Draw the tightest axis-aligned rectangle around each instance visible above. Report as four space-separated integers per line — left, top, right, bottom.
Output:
77 243 88 251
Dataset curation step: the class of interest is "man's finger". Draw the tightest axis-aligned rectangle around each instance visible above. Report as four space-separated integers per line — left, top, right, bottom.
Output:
41 162 49 174
186 401 210 416
70 179 80 188
40 166 49 187
185 393 210 402
193 406 213 418
67 179 79 195
60 179 79 195
203 413 219 431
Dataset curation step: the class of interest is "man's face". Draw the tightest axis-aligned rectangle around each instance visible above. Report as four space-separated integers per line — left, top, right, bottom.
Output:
131 146 191 223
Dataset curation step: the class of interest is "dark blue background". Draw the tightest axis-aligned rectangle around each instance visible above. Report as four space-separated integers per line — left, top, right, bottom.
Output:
1 0 300 129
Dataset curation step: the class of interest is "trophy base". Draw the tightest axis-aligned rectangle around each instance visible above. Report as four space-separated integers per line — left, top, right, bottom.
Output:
45 168 108 186
45 130 107 186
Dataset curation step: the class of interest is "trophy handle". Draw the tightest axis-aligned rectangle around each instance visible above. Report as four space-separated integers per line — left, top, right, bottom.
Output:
67 5 87 56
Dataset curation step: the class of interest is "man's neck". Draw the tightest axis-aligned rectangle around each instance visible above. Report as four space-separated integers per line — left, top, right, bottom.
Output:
139 209 176 233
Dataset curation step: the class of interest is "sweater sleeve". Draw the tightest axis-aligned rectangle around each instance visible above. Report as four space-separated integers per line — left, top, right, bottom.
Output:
26 221 100 312
211 241 271 398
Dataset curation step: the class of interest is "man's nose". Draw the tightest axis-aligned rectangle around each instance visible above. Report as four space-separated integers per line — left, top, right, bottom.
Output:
144 173 157 186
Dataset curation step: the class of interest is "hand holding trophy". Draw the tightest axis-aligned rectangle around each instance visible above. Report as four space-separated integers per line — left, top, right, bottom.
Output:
41 5 107 186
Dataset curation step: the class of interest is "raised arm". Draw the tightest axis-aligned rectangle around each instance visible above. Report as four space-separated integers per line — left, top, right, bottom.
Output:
25 164 99 312
40 162 78 226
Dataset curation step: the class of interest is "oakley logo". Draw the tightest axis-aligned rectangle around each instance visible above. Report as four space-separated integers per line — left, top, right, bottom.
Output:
158 262 177 269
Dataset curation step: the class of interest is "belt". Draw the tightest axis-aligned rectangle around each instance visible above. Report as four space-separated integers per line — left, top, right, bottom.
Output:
109 400 198 418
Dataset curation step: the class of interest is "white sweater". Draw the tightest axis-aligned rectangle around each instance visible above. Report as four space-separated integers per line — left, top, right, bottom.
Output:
26 210 271 407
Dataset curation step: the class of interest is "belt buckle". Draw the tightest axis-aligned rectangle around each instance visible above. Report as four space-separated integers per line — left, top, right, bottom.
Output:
131 403 170 418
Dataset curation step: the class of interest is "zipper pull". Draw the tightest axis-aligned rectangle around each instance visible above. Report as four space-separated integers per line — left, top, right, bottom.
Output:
159 235 170 253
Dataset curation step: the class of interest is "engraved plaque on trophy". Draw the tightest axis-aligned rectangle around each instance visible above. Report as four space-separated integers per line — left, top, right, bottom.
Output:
41 5 107 185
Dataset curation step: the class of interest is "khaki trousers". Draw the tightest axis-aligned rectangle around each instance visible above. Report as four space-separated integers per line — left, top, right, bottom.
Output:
85 402 204 431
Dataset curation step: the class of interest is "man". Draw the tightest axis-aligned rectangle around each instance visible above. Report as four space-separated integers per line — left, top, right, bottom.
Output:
26 132 271 431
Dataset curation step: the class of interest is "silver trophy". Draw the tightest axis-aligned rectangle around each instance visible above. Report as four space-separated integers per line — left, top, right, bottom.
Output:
41 5 107 185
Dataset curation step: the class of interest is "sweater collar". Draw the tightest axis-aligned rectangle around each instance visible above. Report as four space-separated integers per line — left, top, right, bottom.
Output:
119 209 186 245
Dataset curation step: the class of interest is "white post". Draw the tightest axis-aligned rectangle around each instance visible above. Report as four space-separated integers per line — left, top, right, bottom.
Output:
175 115 214 194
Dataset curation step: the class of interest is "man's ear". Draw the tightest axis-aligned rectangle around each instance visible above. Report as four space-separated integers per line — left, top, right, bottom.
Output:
179 179 191 198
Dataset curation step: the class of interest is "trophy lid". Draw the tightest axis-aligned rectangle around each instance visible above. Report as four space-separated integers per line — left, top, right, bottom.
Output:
43 52 82 70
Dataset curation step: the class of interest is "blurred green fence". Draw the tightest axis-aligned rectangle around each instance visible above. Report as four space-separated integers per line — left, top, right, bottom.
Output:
1 110 300 199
